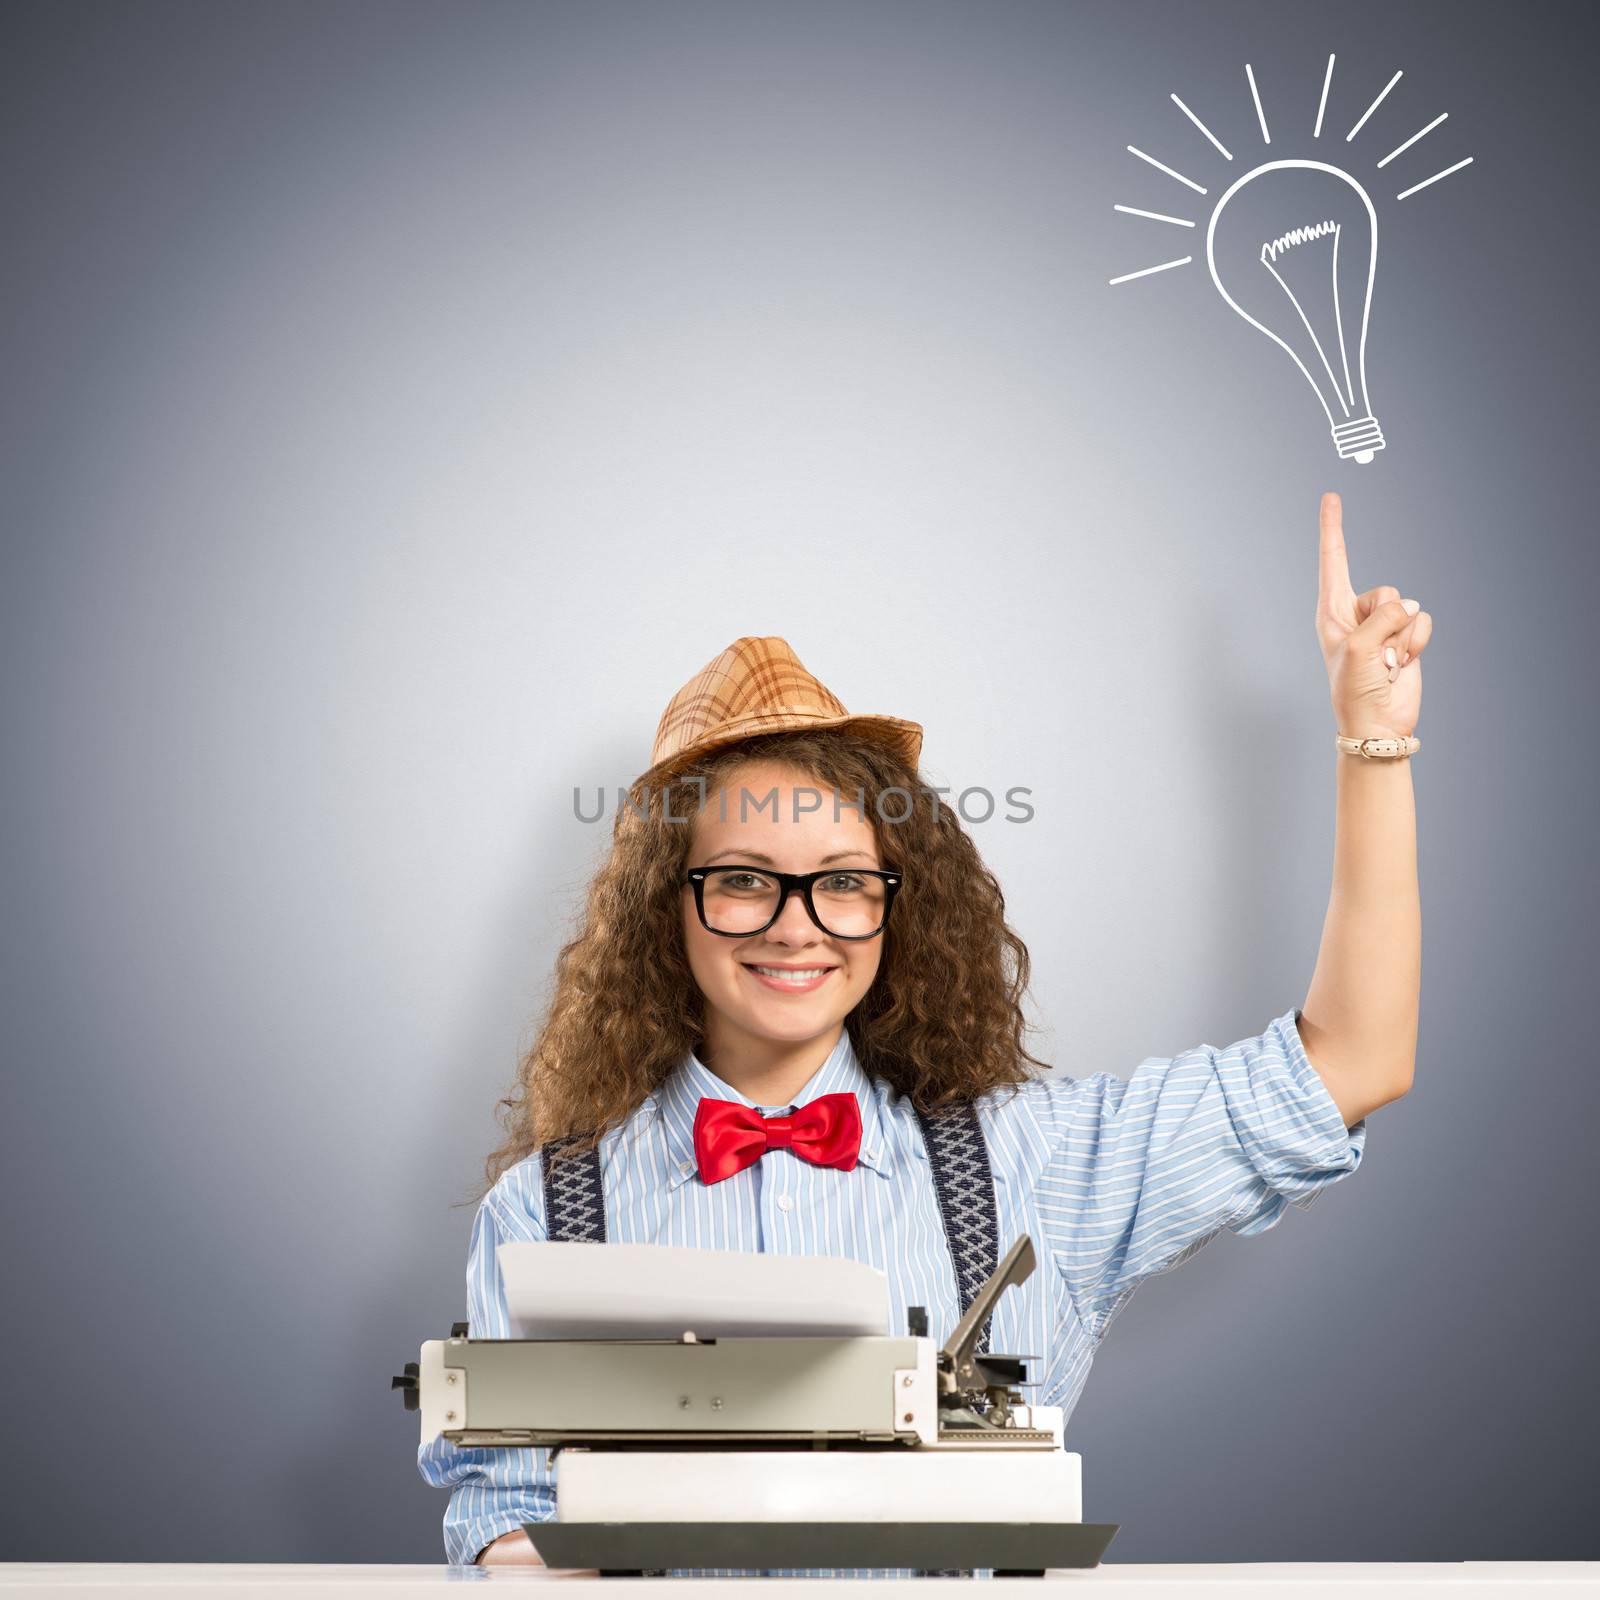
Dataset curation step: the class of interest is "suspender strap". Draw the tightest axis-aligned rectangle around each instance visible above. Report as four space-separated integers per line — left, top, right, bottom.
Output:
912 1102 1001 1355
540 1135 607 1243
911 1102 998 1581
538 1142 657 1559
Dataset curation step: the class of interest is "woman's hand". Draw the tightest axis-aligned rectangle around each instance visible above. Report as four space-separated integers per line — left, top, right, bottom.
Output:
1316 491 1433 740
478 1528 546 1565
477 1526 599 1575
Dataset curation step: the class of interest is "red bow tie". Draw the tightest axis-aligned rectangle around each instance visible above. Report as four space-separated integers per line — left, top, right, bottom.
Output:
692 1092 863 1185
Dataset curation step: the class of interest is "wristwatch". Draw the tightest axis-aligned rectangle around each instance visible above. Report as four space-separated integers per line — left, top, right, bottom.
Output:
1335 733 1420 759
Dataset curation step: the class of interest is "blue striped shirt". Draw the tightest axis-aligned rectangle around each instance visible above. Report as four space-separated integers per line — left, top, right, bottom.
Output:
417 1005 1366 1570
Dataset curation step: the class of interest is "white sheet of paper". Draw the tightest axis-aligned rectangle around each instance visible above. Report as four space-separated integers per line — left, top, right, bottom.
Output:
498 1240 892 1339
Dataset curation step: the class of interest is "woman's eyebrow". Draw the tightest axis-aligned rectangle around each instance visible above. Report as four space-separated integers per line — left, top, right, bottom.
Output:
701 848 877 866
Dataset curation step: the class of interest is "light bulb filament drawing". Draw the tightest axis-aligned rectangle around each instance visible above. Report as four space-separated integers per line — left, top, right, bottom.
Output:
1261 221 1355 422
1259 219 1365 456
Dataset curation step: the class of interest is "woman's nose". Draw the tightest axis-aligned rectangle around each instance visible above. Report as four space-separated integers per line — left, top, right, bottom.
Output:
768 889 824 942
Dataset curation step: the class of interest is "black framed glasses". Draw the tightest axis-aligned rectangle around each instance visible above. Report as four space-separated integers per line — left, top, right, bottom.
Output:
684 865 902 940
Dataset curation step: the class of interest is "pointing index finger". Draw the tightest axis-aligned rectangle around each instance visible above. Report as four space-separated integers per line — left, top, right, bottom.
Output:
1319 491 1351 604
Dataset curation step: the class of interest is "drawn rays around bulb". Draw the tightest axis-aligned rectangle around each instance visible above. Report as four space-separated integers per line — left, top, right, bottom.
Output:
1109 56 1475 289
1394 157 1473 201
1170 95 1233 161
1245 63 1271 145
1108 256 1193 285
1314 55 1335 138
1345 69 1402 143
1378 112 1447 169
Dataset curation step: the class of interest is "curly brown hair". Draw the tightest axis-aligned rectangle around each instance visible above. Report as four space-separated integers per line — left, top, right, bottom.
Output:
465 726 1050 1207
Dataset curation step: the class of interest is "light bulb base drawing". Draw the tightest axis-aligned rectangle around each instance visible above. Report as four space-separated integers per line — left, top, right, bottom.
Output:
1331 414 1385 463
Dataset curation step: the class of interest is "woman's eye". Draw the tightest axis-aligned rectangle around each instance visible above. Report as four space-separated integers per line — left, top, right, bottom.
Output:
820 873 866 892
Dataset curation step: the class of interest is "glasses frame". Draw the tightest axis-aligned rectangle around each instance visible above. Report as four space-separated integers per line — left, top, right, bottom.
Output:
684 865 902 941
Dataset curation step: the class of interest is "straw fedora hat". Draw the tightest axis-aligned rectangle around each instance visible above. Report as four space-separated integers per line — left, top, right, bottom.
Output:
639 635 923 785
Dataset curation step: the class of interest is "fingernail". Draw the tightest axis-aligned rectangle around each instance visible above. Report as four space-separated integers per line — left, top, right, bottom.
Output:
1385 646 1397 668
1402 599 1420 615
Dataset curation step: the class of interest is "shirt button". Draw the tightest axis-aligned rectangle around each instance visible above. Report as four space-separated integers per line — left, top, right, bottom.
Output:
679 1161 694 1176
863 1147 879 1163
777 1194 794 1212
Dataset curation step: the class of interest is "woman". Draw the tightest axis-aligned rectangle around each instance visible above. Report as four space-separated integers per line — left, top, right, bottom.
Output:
418 491 1429 1573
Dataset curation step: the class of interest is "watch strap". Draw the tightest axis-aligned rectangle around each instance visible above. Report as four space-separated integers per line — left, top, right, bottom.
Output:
1335 733 1420 759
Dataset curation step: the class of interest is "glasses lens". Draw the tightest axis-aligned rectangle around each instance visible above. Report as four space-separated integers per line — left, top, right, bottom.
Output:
701 869 783 934
810 870 888 937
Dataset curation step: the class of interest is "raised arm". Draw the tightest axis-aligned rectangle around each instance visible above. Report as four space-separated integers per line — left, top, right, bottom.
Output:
1297 491 1431 1127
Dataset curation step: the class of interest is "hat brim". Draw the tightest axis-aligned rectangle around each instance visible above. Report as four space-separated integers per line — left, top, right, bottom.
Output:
637 711 923 790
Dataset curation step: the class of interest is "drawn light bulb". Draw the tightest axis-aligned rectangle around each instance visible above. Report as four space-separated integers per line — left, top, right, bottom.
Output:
1112 57 1474 457
1206 159 1384 463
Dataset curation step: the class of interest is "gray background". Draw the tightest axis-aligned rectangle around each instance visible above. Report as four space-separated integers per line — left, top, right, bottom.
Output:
3 0 1596 1565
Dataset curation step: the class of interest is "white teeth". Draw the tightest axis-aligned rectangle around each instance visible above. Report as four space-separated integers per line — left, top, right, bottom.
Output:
749 966 831 981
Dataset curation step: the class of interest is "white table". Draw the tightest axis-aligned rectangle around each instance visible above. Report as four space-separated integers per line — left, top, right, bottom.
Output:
2 1567 1597 1597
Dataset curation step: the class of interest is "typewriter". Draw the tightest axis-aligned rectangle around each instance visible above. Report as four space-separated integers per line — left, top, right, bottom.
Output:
394 1234 1118 1573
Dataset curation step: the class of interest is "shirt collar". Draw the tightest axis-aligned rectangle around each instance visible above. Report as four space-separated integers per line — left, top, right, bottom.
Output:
649 1027 896 1189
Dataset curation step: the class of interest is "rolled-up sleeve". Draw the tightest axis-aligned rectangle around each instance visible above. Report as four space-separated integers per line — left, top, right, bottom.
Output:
1033 1006 1367 1346
415 1165 557 1565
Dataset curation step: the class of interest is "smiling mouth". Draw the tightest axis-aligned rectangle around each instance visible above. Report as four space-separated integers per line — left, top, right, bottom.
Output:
739 962 838 989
